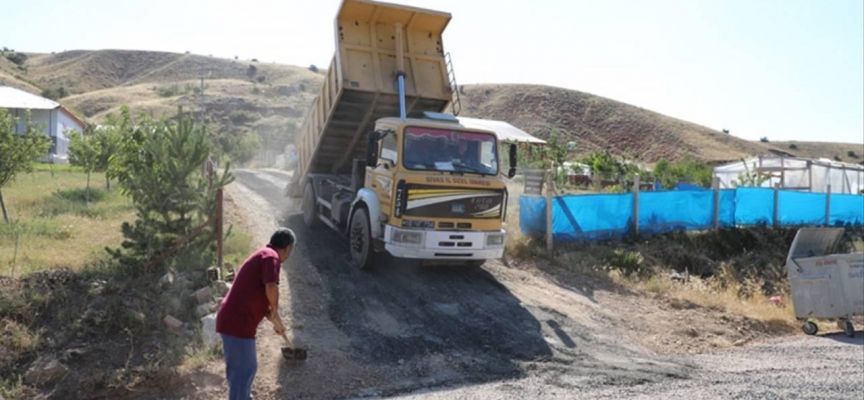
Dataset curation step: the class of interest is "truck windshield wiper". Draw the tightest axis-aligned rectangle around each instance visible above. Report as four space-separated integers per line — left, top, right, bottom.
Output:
451 161 488 176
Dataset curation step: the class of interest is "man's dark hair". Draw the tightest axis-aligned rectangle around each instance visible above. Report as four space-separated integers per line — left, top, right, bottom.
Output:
270 228 296 249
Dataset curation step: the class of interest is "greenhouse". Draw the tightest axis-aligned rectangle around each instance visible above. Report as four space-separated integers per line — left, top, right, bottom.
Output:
713 155 864 194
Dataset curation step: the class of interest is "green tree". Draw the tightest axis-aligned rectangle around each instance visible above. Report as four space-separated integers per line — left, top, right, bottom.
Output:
0 109 51 222
652 157 713 189
105 107 234 271
68 130 101 203
90 124 123 190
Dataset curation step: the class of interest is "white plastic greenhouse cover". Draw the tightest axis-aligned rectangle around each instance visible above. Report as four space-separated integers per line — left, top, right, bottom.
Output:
713 155 864 194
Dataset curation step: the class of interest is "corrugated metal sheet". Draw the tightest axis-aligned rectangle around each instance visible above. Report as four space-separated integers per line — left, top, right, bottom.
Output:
456 116 547 144
0 86 60 110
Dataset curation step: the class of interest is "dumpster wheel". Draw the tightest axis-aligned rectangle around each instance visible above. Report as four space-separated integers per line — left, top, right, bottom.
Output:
842 320 855 338
802 321 818 336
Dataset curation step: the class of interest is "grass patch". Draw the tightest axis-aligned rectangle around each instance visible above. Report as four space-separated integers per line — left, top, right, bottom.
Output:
223 226 253 268
0 375 25 399
0 169 133 277
505 223 858 327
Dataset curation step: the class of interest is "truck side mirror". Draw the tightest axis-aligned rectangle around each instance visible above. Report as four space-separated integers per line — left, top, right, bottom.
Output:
508 143 517 178
366 131 379 167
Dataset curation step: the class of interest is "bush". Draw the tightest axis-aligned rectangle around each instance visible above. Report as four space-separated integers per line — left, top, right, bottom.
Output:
848 150 858 158
104 107 234 272
788 143 798 150
41 86 69 100
228 110 261 125
652 157 713 189
309 64 319 73
4 52 26 66
760 137 769 143
603 249 644 277
155 84 183 97
247 65 257 78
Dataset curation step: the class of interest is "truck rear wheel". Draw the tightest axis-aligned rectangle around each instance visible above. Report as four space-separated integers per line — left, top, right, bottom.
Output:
349 207 374 270
302 182 319 228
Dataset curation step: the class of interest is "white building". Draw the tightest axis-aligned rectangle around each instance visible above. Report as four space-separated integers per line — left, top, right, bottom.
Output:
0 86 87 164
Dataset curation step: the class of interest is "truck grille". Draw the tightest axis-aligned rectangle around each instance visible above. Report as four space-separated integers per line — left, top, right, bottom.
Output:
438 222 472 229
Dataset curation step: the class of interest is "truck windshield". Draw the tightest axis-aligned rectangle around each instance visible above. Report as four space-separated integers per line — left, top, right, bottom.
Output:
402 126 499 175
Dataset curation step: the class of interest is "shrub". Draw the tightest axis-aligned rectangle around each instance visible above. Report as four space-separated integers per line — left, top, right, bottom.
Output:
41 86 69 100
104 107 234 272
309 64 318 73
4 52 26 66
603 249 644 277
228 110 261 125
848 150 858 158
760 137 769 143
788 143 798 150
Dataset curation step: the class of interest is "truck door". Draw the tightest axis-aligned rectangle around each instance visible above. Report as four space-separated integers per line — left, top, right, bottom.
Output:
369 132 398 219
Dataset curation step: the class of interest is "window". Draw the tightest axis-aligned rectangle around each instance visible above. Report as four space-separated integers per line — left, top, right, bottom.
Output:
380 132 398 164
402 126 499 176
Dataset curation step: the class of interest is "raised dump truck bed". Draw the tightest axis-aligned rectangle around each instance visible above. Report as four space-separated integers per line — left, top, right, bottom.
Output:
288 0 457 196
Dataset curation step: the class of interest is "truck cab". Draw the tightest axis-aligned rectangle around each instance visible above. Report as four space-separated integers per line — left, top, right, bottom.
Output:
301 112 517 269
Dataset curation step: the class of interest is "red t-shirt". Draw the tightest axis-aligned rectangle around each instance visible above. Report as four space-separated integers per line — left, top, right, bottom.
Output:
216 244 281 339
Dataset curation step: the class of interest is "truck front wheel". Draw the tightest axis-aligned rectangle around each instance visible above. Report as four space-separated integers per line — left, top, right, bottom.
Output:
302 182 319 228
349 207 374 270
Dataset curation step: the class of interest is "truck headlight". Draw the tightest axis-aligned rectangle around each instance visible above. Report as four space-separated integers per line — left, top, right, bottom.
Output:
393 230 424 245
486 233 505 247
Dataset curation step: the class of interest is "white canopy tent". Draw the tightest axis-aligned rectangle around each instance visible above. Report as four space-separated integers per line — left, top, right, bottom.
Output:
713 155 864 194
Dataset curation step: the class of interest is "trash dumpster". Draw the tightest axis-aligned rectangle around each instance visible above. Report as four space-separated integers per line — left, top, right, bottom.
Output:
785 227 864 337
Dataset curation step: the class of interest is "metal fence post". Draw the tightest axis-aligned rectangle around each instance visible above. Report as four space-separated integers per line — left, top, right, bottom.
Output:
545 169 554 253
633 174 640 236
825 184 832 227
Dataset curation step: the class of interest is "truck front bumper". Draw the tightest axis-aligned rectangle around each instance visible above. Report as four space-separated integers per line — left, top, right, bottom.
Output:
383 225 505 260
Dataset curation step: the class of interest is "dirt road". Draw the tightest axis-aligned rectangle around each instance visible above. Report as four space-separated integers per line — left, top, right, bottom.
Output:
182 168 863 400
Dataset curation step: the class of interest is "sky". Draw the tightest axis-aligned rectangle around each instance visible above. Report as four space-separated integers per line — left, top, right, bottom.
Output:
2 0 862 144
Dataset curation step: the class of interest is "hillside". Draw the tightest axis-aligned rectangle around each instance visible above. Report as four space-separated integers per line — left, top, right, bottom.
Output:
458 84 863 164
1 49 860 166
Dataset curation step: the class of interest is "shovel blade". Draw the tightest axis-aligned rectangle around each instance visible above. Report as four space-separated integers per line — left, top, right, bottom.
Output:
281 347 307 360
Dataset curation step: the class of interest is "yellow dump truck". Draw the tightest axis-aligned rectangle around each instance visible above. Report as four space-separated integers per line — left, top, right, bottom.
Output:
286 0 526 269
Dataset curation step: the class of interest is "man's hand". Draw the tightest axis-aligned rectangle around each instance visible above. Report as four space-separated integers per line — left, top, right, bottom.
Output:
271 314 287 335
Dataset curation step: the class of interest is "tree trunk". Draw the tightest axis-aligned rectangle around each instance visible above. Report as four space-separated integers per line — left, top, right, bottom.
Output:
106 175 111 190
86 171 91 204
0 189 8 223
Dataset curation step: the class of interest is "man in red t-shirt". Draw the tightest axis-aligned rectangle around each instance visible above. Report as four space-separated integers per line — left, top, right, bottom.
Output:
216 228 294 400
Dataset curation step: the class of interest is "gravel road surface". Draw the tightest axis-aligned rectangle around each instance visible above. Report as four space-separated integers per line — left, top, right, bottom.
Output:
216 169 863 400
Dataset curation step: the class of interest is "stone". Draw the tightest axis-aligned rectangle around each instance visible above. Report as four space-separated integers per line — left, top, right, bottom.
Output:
163 315 183 330
159 271 175 288
200 313 221 347
24 355 69 384
164 296 183 315
175 276 192 291
190 271 205 283
195 301 218 318
193 287 213 304
212 280 231 297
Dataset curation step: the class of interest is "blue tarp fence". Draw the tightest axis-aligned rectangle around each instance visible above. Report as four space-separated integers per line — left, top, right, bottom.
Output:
520 188 864 242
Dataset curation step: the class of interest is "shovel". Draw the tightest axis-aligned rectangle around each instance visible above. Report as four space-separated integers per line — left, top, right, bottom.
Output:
280 332 307 361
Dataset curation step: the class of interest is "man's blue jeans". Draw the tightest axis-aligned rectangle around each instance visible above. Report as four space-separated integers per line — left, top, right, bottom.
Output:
221 333 257 400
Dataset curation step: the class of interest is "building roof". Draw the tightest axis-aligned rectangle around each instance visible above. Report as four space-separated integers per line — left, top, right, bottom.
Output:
454 116 547 144
0 86 59 110
0 86 87 129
